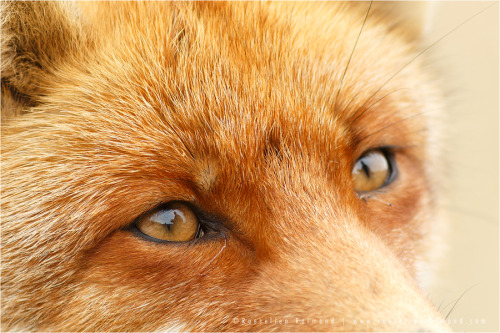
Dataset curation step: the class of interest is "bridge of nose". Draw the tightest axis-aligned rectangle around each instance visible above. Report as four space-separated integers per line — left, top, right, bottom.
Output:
230 214 449 332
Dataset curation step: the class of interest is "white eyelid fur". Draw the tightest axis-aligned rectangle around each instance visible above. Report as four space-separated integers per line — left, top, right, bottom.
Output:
157 322 188 333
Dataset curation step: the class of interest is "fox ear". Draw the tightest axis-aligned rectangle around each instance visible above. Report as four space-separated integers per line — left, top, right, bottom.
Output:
1 1 85 117
371 1 437 39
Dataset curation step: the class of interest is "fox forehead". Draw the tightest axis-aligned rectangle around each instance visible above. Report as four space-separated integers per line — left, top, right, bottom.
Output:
37 2 431 239
43 1 429 164
2 1 437 216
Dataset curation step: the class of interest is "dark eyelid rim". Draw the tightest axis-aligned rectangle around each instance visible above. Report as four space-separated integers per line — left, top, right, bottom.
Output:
126 201 227 245
382 149 398 187
128 224 225 245
353 145 399 163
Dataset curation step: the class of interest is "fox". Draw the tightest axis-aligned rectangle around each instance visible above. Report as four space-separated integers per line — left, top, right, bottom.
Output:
1 1 450 332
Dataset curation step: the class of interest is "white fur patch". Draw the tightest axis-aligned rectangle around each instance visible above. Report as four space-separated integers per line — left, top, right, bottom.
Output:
157 322 188 332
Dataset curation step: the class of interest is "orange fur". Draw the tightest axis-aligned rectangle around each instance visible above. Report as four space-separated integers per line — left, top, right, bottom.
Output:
1 1 448 331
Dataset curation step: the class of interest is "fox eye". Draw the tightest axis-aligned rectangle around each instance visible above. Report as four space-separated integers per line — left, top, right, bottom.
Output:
134 202 202 242
352 149 395 192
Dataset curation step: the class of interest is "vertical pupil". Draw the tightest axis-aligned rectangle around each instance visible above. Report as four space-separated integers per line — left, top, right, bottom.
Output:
361 161 370 177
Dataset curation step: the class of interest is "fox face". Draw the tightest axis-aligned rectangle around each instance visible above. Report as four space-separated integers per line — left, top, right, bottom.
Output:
1 2 448 331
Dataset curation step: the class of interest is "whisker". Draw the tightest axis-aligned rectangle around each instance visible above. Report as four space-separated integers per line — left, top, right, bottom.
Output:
348 2 497 132
445 284 478 320
201 234 227 272
333 1 372 112
357 112 427 143
343 88 408 135
437 296 448 312
358 193 392 206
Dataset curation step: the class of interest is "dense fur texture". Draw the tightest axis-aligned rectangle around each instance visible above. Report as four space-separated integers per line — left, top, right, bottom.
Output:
1 1 448 331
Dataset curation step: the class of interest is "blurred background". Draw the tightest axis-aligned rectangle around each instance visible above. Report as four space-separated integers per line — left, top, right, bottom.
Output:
424 2 499 332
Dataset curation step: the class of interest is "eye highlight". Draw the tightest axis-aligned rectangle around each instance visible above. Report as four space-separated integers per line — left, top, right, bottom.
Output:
134 202 202 242
352 149 395 192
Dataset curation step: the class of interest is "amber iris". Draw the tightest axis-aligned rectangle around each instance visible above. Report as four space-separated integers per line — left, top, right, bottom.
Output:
135 202 200 242
352 150 391 192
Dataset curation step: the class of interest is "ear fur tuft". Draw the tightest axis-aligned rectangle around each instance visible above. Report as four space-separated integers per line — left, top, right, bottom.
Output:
1 1 84 117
